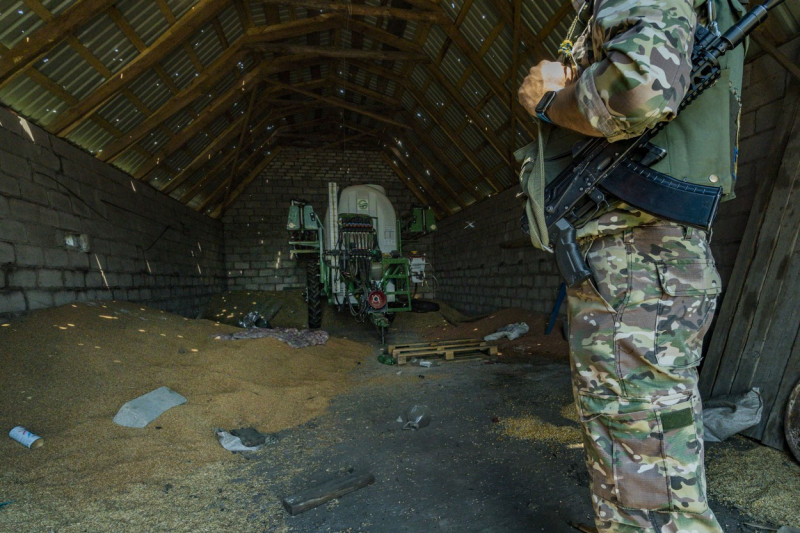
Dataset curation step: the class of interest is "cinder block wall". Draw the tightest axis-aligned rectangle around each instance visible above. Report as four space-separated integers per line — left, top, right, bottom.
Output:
0 107 226 318
222 147 434 295
432 41 798 316
432 188 562 316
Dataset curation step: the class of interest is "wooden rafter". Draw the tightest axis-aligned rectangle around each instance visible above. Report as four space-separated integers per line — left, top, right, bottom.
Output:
259 1 447 23
249 44 429 63
264 79 409 129
380 151 444 218
393 132 467 210
0 0 115 88
48 0 229 136
384 141 453 214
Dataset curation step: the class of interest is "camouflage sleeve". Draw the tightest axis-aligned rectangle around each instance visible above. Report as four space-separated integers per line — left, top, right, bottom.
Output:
574 0 697 142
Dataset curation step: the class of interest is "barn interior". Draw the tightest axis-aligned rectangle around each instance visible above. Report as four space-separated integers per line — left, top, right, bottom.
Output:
1 1 799 532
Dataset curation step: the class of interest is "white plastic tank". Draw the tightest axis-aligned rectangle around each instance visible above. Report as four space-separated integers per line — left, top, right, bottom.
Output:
335 184 398 254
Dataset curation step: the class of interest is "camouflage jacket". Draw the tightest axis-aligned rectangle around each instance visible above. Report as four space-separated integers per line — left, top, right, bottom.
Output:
567 0 745 238
571 0 697 143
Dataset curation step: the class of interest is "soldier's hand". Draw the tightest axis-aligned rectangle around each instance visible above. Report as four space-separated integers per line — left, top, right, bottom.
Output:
518 60 573 117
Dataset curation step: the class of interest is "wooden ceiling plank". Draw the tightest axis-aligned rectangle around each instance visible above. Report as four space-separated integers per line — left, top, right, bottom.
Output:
439 18 539 142
48 0 229 136
243 12 340 43
406 88 500 193
22 0 51 21
401 120 478 203
154 0 176 23
0 0 115 85
107 6 147 51
66 35 113 78
132 68 263 180
487 0 550 60
234 0 254 31
135 78 322 183
510 0 523 157
334 78 402 108
345 18 427 54
179 150 240 204
213 18 230 48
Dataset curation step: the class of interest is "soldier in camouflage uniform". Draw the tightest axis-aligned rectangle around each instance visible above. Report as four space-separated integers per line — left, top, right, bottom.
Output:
518 0 745 531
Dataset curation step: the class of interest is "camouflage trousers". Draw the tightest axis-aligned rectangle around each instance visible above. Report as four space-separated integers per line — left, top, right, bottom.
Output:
566 223 723 533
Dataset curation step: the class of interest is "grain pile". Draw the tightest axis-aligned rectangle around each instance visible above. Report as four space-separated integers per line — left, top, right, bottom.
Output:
0 300 371 532
707 438 800 528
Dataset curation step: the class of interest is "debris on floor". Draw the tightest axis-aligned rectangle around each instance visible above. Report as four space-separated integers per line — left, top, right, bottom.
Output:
703 387 764 442
7 426 43 449
282 470 376 516
484 322 530 341
213 327 329 348
112 386 187 428
214 427 273 452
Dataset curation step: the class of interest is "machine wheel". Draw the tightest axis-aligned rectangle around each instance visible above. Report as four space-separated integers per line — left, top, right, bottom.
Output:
306 261 322 329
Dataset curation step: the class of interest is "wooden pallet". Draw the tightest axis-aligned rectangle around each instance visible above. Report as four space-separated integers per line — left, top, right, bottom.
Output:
388 338 497 365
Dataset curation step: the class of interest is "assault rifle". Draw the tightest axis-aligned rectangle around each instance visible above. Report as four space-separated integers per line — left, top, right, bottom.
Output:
540 0 786 287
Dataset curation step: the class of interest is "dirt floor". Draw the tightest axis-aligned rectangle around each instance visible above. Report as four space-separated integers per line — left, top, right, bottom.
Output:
0 291 798 532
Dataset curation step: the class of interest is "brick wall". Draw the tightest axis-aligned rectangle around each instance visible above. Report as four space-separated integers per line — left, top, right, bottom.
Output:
0 106 226 318
221 147 434 296
432 37 800 316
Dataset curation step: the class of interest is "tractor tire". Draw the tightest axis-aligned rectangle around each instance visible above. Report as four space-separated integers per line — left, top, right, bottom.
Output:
306 261 323 329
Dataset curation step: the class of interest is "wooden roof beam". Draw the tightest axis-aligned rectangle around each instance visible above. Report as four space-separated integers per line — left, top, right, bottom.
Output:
48 0 230 136
206 148 283 217
380 151 445 219
259 1 447 23
264 79 409 130
384 142 454 214
249 44 429 63
438 19 539 142
0 0 115 86
392 132 467 210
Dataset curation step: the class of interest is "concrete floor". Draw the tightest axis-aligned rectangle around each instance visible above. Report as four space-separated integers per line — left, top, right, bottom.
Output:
244 323 754 533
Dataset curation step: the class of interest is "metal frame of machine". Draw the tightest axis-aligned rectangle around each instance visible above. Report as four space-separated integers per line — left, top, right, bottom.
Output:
287 183 434 341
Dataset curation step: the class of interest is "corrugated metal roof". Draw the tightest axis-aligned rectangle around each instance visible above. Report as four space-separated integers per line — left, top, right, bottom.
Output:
0 0 797 219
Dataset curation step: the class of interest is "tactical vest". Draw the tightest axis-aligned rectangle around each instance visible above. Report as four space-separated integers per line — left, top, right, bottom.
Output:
650 0 747 200
515 0 748 251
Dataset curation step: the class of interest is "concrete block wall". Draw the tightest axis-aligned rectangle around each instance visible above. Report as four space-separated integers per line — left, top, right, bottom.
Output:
222 147 434 296
432 38 799 317
0 106 226 318
433 187 562 316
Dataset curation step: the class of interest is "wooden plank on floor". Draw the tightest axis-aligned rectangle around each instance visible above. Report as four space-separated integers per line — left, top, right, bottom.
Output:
282 471 375 516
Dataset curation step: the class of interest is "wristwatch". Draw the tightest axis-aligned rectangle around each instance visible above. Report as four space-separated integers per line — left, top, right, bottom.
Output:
535 90 558 124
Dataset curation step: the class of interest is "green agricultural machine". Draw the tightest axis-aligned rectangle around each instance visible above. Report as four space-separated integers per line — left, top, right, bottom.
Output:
287 183 436 342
